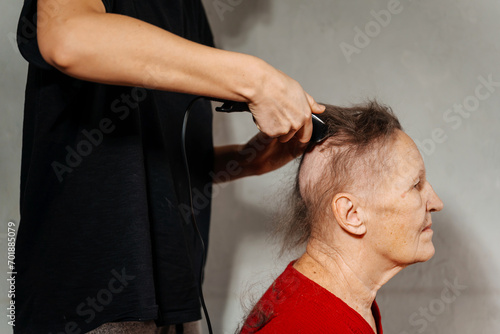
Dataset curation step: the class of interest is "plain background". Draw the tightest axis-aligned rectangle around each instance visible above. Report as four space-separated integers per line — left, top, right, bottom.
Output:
1 0 499 333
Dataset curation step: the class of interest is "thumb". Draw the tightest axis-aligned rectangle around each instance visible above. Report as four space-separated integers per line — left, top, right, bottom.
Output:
305 92 325 114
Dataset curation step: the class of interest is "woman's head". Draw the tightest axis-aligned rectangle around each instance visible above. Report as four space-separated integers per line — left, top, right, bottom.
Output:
278 101 443 265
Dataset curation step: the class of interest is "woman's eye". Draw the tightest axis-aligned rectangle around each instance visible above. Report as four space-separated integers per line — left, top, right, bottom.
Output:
413 181 421 189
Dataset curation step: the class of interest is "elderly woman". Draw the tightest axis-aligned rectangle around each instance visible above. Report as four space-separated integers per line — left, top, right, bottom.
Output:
240 102 444 333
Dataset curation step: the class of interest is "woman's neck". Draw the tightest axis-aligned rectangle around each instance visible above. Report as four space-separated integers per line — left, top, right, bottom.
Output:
293 237 402 332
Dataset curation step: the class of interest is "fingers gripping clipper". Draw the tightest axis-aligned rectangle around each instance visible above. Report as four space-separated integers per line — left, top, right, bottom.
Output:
212 99 328 143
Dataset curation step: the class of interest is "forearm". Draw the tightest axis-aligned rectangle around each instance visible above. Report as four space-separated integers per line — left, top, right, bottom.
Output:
38 2 265 101
213 132 303 184
38 0 325 141
213 145 253 183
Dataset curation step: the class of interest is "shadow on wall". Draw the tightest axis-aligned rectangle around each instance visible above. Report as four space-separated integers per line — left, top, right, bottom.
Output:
202 0 272 48
378 203 499 334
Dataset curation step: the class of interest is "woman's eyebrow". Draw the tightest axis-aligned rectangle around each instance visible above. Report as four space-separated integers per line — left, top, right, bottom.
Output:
410 168 425 183
420 168 426 179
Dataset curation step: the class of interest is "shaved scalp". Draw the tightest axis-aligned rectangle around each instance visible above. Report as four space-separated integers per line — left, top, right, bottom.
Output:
276 100 402 252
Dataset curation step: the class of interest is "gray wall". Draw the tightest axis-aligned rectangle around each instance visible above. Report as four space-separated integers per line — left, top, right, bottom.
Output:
1 0 30 332
202 0 500 333
1 0 499 333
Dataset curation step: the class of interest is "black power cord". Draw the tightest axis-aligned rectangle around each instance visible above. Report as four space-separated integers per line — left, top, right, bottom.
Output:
178 96 327 333
180 96 213 334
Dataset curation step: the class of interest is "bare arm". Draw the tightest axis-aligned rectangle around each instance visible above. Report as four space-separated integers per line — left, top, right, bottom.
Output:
213 133 306 183
37 0 324 142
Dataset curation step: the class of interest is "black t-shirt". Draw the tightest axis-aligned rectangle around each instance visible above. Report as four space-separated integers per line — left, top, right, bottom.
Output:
15 0 214 332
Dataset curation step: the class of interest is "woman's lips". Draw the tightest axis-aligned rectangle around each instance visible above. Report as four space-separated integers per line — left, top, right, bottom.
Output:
422 223 432 232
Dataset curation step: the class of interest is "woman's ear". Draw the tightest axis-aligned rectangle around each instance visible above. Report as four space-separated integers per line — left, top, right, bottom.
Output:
331 193 366 236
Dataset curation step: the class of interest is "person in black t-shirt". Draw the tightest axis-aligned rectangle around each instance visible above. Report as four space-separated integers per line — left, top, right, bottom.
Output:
15 0 325 333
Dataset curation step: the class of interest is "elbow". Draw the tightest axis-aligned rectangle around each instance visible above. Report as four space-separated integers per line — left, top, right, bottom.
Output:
38 20 82 72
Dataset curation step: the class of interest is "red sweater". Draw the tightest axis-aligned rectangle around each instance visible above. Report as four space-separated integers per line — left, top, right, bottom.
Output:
240 262 383 334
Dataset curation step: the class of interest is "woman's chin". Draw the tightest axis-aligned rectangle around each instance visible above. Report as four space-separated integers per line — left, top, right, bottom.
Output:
415 243 436 263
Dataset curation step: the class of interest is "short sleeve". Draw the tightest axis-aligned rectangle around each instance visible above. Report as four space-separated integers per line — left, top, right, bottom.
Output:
16 0 113 69
17 0 51 69
101 0 113 12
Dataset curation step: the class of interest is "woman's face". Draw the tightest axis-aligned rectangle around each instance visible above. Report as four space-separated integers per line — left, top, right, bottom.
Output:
364 130 444 266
